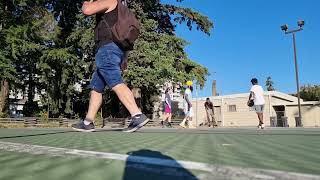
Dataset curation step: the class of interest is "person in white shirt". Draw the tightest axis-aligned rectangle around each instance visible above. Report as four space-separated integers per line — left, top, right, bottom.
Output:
248 78 265 129
180 81 195 128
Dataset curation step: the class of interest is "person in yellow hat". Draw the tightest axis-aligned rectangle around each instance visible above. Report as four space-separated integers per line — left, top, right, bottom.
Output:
180 81 196 128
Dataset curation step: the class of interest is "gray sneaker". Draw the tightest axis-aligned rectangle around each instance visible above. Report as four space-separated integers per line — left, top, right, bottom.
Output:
123 114 150 133
72 120 95 132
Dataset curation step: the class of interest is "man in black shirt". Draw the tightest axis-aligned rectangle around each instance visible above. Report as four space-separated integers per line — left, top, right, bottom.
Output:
204 98 217 127
72 0 149 132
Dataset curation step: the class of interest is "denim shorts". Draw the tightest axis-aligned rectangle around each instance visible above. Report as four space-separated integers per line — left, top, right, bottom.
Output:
89 42 124 93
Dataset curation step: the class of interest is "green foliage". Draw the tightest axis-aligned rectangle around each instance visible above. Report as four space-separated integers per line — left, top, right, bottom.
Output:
1 0 213 117
300 85 320 101
0 111 10 118
36 110 49 123
265 76 275 91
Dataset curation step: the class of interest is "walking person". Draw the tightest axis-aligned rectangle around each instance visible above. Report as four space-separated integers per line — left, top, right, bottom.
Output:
248 78 265 129
180 81 195 128
204 98 217 127
161 87 173 128
72 0 149 132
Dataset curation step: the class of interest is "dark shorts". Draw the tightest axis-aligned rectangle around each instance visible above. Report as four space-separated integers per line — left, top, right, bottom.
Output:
89 42 124 93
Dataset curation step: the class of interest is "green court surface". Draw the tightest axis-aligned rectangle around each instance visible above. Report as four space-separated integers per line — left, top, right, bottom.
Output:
0 128 319 180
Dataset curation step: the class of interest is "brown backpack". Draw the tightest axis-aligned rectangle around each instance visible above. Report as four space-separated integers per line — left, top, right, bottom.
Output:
103 0 140 51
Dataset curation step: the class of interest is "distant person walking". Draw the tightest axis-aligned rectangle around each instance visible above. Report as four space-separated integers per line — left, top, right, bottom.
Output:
180 81 195 128
204 98 217 127
161 87 172 128
248 78 265 129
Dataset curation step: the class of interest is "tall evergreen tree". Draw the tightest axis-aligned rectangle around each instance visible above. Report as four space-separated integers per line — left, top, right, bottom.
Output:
266 76 275 91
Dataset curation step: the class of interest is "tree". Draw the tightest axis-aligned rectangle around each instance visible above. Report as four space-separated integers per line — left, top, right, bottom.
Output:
265 76 275 91
2 1 59 116
0 1 16 116
1 0 213 117
300 85 320 101
57 0 213 115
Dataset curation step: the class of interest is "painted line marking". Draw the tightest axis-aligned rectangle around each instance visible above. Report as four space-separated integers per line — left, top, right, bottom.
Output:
0 141 320 180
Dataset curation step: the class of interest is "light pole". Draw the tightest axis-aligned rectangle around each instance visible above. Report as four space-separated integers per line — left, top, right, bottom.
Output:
195 82 198 127
281 20 305 127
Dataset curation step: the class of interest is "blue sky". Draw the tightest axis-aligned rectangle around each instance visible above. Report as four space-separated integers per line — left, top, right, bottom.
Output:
161 0 320 97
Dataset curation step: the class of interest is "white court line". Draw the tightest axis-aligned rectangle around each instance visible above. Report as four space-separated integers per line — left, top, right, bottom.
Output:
0 141 320 180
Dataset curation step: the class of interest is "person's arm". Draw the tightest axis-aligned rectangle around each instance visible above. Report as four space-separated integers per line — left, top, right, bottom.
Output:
204 102 208 110
249 91 254 100
82 0 117 16
247 91 254 106
165 97 171 109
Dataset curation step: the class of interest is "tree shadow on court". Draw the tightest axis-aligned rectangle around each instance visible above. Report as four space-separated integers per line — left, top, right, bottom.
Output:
122 149 198 180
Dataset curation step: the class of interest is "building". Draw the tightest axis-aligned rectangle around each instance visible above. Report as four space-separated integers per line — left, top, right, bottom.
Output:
191 91 320 127
8 88 42 117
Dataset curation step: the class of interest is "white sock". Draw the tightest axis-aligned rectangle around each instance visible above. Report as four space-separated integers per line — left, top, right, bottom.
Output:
132 112 142 117
84 119 93 125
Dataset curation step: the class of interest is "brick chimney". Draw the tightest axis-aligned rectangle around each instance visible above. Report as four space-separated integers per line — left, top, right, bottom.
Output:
212 80 217 96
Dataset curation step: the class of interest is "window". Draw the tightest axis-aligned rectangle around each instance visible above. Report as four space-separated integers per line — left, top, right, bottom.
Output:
228 105 237 112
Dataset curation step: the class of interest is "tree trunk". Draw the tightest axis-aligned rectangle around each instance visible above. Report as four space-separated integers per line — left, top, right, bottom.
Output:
0 80 9 113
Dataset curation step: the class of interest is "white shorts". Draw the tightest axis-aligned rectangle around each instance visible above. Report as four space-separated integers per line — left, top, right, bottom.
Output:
184 107 193 117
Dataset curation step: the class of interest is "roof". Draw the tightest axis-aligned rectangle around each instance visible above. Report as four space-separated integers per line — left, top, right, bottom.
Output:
284 101 320 106
196 91 300 102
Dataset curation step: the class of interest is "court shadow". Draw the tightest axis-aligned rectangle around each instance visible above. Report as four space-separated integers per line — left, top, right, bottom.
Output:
0 130 76 139
122 149 198 180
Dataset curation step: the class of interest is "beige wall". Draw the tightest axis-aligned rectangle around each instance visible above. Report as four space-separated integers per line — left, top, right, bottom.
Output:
192 95 274 127
169 92 320 127
285 105 320 127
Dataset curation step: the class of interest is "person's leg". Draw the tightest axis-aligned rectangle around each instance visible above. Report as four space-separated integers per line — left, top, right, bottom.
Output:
92 43 149 132
258 113 263 123
208 111 213 127
180 115 188 128
188 117 196 128
72 69 106 132
256 105 264 129
260 105 264 126
208 112 212 126
112 83 141 116
255 105 261 128
188 108 195 128
258 112 264 129
211 111 217 127
205 110 209 126
180 107 188 128
85 90 103 121
168 113 172 123
213 116 217 127
167 113 172 127
161 113 167 128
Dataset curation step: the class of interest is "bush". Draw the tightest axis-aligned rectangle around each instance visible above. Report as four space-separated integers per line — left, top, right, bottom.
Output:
0 112 9 118
95 111 103 127
36 110 49 123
